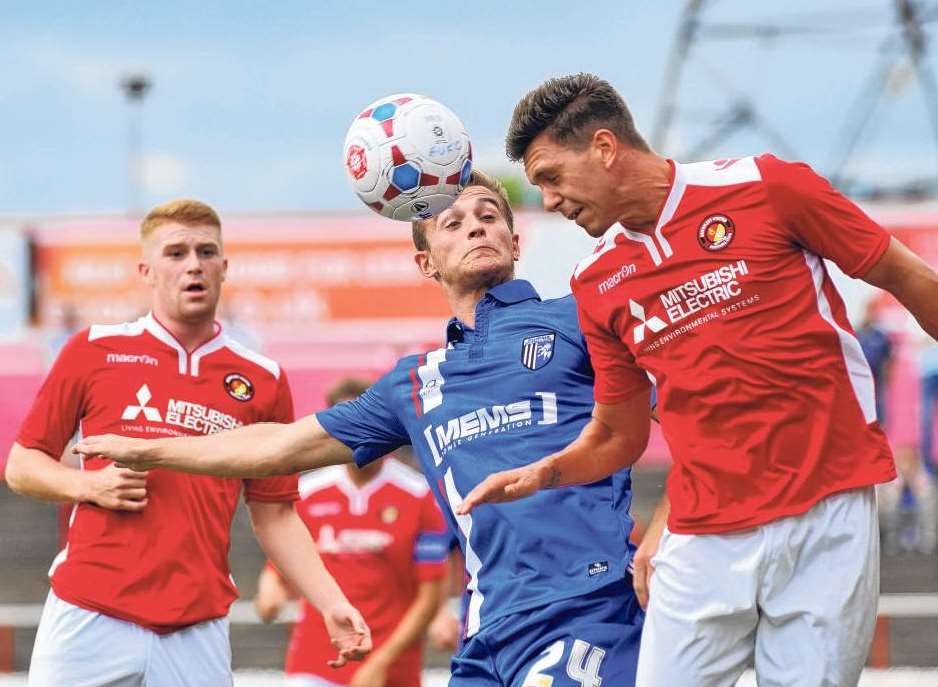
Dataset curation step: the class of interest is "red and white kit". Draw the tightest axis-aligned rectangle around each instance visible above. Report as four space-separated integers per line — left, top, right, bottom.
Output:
280 460 448 687
18 313 298 632
572 155 896 685
573 154 895 534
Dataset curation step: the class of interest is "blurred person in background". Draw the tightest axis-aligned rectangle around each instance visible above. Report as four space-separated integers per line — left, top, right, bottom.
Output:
6 199 370 686
460 72 938 687
864 302 938 555
253 376 449 687
879 445 938 555
856 300 893 427
920 333 938 476
76 172 655 687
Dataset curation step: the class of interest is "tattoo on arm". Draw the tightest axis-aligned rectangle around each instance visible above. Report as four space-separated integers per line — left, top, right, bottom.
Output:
545 466 561 489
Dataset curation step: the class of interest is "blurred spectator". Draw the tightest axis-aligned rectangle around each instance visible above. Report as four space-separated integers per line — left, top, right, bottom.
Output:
856 301 893 427
254 377 449 687
878 324 938 555
878 447 937 555
920 337 938 475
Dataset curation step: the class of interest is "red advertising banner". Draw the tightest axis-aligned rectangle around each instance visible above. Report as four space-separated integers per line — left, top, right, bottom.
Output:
31 214 454 329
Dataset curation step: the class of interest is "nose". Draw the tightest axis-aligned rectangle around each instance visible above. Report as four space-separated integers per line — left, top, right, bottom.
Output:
184 249 202 273
467 220 487 240
541 188 562 213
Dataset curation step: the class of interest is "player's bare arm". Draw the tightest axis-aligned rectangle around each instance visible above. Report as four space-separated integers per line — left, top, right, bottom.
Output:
73 414 352 478
6 443 149 511
863 236 938 339
458 388 652 514
249 500 372 667
253 565 292 624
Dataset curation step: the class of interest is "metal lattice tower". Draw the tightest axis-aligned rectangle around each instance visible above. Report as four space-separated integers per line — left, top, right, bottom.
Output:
651 1 938 199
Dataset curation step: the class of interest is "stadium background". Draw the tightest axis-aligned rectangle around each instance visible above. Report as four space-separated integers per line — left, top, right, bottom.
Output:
2 1 938 683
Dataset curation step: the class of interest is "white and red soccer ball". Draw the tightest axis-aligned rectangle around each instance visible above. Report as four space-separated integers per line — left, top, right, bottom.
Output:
343 94 472 221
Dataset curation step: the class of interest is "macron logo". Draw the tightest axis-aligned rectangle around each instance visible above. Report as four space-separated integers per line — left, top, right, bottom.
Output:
121 384 162 422
630 299 667 344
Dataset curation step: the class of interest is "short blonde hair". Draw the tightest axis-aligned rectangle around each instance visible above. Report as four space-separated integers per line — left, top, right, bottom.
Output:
140 198 222 241
411 170 514 252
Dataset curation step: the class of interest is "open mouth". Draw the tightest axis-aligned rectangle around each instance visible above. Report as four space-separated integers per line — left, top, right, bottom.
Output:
570 208 583 222
184 284 207 293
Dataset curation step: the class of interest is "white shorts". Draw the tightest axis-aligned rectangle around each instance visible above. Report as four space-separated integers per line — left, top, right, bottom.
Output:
636 487 879 687
28 590 232 687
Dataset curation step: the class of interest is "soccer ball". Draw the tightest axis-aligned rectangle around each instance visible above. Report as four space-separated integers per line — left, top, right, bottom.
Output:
343 94 472 222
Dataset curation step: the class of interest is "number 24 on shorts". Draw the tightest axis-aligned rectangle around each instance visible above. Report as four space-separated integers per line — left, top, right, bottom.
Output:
522 639 606 687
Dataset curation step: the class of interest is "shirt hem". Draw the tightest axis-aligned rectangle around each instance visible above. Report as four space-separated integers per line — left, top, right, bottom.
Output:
467 560 631 636
667 471 896 535
50 580 231 635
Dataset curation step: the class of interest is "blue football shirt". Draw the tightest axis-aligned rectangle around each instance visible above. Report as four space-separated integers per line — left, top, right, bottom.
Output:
317 279 637 636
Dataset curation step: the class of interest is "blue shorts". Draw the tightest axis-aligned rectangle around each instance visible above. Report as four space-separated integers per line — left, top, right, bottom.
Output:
450 576 644 686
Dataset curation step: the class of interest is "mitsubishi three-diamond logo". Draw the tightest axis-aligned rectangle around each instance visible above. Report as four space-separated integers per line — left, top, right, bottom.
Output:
629 299 667 344
121 384 162 422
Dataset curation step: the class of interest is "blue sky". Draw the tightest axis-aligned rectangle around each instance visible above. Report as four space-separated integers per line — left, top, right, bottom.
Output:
2 1 936 215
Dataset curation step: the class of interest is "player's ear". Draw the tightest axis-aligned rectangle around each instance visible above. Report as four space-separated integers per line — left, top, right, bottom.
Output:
221 257 228 283
511 232 520 262
414 250 440 281
138 258 154 286
591 129 618 169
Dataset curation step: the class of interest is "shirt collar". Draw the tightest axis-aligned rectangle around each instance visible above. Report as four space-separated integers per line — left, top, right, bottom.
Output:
445 279 541 344
486 279 541 305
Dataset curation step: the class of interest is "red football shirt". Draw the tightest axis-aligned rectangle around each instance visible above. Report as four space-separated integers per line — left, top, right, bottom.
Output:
279 460 448 685
571 154 896 534
17 313 298 633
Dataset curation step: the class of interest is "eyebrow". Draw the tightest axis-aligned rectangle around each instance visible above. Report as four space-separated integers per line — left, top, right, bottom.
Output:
162 241 219 251
527 164 548 185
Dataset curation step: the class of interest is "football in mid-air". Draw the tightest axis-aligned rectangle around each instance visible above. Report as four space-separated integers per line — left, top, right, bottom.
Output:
343 94 472 222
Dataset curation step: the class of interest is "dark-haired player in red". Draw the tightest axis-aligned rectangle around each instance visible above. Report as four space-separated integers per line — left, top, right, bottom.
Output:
462 73 938 686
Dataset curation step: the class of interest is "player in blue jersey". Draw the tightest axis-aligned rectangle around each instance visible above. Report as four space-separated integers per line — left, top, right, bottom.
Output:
75 171 652 687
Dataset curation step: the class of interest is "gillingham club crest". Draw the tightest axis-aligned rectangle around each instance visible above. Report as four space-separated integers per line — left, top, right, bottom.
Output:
521 333 555 371
698 213 736 251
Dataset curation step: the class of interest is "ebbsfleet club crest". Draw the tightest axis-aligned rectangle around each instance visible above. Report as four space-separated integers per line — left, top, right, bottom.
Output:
521 333 555 370
224 373 254 401
698 214 736 251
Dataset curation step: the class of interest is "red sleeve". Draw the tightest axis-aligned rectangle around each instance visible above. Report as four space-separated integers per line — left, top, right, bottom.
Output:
573 289 651 405
17 331 90 459
244 369 299 503
413 491 449 582
758 154 891 278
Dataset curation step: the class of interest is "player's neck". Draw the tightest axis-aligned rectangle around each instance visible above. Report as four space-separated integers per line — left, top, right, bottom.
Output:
442 271 512 329
614 152 672 233
152 310 219 353
446 287 486 328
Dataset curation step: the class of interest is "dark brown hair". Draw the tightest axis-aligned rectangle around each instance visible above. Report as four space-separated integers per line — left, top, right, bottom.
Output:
505 73 649 161
326 377 372 406
411 170 514 251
